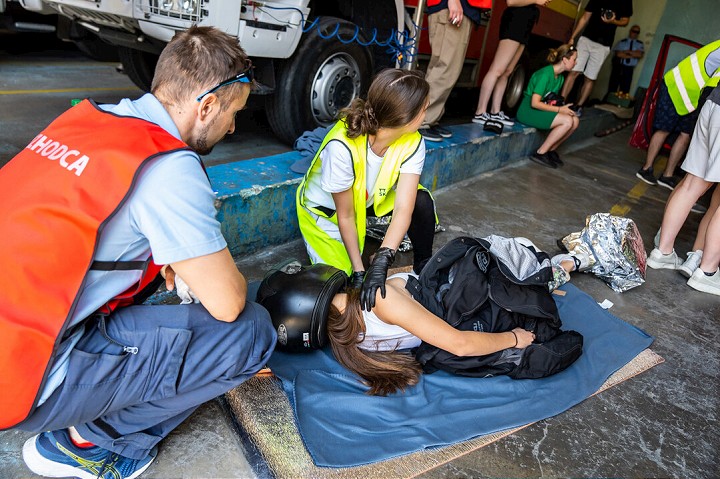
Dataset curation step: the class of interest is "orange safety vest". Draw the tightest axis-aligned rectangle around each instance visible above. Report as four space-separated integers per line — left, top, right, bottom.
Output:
0 100 190 429
426 0 492 9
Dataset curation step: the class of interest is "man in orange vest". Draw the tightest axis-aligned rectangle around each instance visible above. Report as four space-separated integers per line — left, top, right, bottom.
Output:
1 26 276 479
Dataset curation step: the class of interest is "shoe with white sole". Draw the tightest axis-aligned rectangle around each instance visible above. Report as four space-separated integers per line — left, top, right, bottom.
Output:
678 250 703 278
646 248 682 270
687 268 720 296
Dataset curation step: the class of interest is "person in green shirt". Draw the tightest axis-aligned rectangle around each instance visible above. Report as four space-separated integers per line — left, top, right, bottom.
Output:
517 44 579 168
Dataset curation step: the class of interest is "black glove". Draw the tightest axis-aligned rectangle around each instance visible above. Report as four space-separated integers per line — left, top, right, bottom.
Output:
360 247 395 311
349 271 365 290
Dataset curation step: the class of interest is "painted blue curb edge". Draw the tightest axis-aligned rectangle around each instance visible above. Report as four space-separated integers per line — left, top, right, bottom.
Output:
207 111 619 257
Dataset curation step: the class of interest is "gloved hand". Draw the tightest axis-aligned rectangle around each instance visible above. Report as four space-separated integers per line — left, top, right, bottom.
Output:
360 247 395 311
349 271 365 290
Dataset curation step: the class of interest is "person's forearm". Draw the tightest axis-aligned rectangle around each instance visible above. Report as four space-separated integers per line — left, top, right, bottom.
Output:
506 0 542 7
613 16 629 26
337 215 365 271
381 206 412 252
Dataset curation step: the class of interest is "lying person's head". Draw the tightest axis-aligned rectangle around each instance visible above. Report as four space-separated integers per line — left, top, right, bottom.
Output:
328 288 422 396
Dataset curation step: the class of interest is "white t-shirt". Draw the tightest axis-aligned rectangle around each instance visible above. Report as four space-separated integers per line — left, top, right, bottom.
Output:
303 138 425 211
358 273 422 351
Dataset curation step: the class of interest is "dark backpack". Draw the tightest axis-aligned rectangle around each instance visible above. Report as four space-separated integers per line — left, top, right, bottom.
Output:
406 236 583 379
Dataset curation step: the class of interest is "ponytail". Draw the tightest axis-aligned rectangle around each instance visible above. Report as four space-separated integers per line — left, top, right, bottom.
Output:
340 68 429 140
341 98 380 139
327 289 422 396
547 44 575 64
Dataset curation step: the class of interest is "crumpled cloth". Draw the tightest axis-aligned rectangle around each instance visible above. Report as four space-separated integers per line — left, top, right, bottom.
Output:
175 275 199 304
290 124 334 174
561 213 646 292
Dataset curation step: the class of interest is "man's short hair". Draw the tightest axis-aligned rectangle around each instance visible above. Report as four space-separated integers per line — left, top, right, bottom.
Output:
151 25 250 107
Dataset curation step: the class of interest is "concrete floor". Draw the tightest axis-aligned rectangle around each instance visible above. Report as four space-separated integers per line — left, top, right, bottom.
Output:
2 46 719 478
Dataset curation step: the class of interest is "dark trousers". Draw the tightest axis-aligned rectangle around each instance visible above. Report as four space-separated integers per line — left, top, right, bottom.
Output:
367 189 436 273
608 61 635 95
19 302 276 459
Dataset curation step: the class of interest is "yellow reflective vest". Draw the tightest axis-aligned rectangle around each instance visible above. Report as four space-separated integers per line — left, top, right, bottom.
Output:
296 120 423 274
664 39 720 116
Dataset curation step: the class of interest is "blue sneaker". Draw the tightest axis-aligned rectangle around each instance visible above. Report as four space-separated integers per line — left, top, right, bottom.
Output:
23 429 156 479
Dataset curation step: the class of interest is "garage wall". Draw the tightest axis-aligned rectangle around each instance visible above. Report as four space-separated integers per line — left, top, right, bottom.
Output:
635 0 719 90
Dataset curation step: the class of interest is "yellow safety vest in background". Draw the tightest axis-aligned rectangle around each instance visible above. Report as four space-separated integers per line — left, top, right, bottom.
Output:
664 39 720 116
296 120 423 274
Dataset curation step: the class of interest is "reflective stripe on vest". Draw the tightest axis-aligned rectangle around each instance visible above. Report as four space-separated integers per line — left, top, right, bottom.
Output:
664 39 720 115
297 121 423 274
0 99 190 429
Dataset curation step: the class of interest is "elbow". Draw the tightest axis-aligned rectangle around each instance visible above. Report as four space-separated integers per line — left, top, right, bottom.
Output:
449 336 475 357
212 298 245 323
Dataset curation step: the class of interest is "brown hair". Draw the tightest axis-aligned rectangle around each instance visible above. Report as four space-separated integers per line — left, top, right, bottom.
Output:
151 25 250 108
546 44 576 64
327 288 423 396
340 68 429 139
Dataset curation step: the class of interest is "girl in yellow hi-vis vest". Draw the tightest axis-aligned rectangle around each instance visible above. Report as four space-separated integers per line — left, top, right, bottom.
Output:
297 69 435 311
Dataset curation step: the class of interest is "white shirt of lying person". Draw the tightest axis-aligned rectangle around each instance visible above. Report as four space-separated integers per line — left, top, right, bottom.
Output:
358 272 422 351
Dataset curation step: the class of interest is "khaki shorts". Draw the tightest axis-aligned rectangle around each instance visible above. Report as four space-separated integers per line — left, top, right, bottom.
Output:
572 36 611 81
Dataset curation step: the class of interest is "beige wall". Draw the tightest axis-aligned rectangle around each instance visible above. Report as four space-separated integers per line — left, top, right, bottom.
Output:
590 0 667 99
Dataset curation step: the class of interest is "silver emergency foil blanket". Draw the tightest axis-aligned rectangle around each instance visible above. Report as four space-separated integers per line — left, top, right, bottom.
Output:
561 213 647 292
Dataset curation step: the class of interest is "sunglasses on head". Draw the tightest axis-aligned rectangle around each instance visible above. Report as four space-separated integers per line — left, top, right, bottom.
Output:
196 61 255 102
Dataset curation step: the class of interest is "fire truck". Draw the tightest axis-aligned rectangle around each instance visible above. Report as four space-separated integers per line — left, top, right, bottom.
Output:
19 0 581 144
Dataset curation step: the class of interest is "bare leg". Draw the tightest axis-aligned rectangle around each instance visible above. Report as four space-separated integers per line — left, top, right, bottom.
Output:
642 130 670 170
537 114 574 154
549 115 579 151
490 43 525 114
475 39 521 115
662 132 690 177
561 71 580 100
698 200 720 273
576 77 595 106
658 174 712 254
692 185 720 250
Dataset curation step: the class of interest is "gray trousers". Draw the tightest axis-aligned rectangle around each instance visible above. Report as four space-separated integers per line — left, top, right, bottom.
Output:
19 301 276 459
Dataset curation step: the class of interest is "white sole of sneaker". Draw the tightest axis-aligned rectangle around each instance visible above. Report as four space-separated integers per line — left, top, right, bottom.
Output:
646 258 679 270
22 436 155 479
687 276 720 296
657 181 675 191
635 172 657 185
678 265 696 278
471 118 486 124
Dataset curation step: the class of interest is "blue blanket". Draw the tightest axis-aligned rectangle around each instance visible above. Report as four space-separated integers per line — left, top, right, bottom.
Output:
267 284 653 468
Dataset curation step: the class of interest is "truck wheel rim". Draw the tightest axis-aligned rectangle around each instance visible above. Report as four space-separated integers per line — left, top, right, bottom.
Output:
310 52 362 124
504 66 526 110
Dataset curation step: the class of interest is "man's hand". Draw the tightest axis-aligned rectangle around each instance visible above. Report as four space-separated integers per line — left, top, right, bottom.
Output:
448 0 463 26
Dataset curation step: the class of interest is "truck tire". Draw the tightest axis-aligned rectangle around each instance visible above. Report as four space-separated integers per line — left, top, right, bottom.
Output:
503 60 527 115
266 17 374 145
118 47 158 92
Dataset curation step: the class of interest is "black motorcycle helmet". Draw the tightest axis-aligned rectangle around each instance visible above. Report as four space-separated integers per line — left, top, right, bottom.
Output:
256 262 347 353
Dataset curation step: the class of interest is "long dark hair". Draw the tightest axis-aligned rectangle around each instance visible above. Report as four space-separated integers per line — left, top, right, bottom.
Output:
327 288 422 396
340 68 429 139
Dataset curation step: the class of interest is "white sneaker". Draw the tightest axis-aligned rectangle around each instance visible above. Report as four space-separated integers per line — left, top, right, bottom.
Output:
687 268 720 296
646 248 682 270
678 250 703 278
489 111 515 127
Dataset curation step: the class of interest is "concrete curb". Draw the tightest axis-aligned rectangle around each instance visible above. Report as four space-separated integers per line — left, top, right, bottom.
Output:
208 109 620 256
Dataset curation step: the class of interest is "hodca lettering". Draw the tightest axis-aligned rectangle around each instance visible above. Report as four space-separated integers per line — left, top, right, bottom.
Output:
26 134 90 177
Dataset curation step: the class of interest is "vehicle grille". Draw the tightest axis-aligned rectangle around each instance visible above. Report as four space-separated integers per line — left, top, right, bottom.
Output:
47 3 137 32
